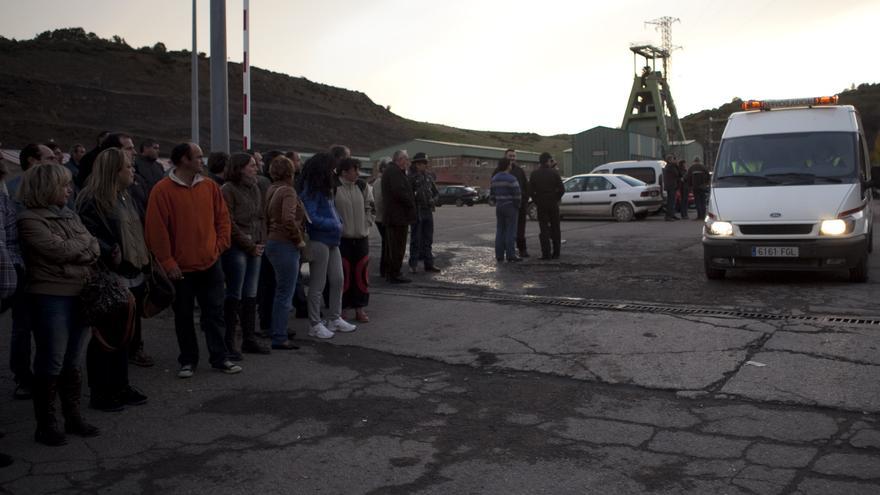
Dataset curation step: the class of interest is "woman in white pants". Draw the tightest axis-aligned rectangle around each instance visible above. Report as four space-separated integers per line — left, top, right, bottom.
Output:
299 153 356 339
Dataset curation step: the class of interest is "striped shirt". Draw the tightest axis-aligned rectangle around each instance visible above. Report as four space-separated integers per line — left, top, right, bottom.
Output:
490 171 521 210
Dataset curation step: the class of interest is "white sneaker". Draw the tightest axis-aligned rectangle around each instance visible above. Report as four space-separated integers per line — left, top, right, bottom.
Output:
326 318 357 333
308 322 335 339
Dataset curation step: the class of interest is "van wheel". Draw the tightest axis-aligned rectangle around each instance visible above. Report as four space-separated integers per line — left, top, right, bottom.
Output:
613 203 634 222
455 198 464 207
704 257 725 280
849 253 869 283
527 203 537 221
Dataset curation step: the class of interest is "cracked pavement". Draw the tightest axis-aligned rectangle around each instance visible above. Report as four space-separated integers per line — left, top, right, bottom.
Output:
1 204 879 493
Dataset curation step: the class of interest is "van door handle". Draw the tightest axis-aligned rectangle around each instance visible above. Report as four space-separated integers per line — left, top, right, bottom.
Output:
572 195 580 198
609 194 617 197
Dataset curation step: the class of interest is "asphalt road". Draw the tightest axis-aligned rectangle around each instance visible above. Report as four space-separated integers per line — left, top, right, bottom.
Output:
1 202 879 494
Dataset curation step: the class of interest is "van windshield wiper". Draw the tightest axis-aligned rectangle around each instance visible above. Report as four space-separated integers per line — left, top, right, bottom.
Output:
814 176 843 183
765 172 817 184
764 172 846 184
715 175 778 184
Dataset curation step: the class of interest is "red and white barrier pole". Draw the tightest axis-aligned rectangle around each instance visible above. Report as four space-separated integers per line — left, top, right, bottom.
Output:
242 0 251 150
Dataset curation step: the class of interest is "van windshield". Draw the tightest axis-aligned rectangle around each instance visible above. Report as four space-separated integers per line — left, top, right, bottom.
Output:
714 132 857 187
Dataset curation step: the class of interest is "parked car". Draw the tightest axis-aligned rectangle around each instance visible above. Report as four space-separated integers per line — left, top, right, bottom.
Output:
472 186 491 204
527 173 661 222
591 160 666 215
436 185 478 207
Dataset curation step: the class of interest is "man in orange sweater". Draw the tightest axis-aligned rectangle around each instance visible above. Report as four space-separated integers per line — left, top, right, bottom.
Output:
145 142 240 378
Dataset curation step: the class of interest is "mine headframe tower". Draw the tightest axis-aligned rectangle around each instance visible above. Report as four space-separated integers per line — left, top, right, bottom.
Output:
620 44 686 155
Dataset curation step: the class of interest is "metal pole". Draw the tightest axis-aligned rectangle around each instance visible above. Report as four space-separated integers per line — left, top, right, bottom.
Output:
191 0 199 145
243 0 251 151
210 0 230 153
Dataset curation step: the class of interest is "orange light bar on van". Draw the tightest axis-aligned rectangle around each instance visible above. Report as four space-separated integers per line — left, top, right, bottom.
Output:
740 96 839 111
814 96 839 105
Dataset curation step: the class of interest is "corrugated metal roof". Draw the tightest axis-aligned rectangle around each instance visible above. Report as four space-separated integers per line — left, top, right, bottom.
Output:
370 138 541 161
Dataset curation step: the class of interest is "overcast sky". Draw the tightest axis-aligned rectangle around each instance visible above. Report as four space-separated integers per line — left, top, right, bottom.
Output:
1 0 877 136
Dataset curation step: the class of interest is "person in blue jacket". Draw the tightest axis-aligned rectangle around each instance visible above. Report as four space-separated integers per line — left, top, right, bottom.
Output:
300 153 357 339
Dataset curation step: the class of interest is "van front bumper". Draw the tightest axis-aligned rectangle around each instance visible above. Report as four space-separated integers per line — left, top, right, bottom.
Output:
703 235 867 271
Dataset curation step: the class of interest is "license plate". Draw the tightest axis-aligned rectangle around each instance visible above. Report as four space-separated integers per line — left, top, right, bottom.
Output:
751 246 799 257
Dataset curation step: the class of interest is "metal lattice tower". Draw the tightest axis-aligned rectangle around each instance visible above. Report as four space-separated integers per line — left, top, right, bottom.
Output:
644 16 680 78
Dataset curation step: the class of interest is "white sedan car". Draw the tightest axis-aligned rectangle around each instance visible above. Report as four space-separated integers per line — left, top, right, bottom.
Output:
557 173 662 222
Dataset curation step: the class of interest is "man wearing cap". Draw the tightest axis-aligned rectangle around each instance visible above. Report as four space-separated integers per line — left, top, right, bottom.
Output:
408 152 441 273
381 150 417 283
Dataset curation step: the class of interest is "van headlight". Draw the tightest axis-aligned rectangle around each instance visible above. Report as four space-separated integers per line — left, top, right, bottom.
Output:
707 220 734 237
819 219 847 236
819 216 857 236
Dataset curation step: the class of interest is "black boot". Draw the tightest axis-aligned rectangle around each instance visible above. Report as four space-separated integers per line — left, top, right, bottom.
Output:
32 375 66 446
224 298 244 361
241 297 270 354
59 368 100 438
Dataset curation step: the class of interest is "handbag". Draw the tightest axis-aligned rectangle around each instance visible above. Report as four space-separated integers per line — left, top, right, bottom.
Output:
80 262 133 328
143 255 175 318
76 258 138 353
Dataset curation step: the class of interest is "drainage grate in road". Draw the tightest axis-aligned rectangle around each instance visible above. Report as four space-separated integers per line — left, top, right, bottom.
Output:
396 286 880 327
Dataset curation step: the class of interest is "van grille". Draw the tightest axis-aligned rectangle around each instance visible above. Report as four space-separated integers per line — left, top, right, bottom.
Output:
739 224 813 235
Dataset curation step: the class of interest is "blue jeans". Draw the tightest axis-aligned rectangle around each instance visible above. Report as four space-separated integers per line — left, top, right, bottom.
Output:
265 240 301 345
27 294 89 376
495 204 518 261
222 246 262 300
408 209 435 268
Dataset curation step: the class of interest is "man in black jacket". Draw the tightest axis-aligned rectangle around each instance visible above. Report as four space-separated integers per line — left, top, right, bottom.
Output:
129 139 166 216
381 150 417 283
408 152 441 273
662 155 681 221
505 149 530 257
530 152 565 259
76 133 136 189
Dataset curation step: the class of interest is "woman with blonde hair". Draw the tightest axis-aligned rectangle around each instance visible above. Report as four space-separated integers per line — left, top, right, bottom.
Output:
264 155 306 349
76 148 150 412
18 163 101 446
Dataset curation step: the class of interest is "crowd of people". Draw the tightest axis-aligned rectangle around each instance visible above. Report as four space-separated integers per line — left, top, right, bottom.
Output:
0 131 702 462
663 155 710 221
0 133 462 460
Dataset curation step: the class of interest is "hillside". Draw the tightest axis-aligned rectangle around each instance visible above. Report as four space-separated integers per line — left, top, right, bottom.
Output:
1 29 877 163
0 28 570 157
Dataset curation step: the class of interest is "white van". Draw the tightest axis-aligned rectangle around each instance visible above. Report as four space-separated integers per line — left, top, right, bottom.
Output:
702 96 879 282
591 160 666 214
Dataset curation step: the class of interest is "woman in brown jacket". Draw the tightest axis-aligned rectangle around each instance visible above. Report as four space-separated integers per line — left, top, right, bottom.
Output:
17 163 101 446
263 156 306 350
221 153 270 358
